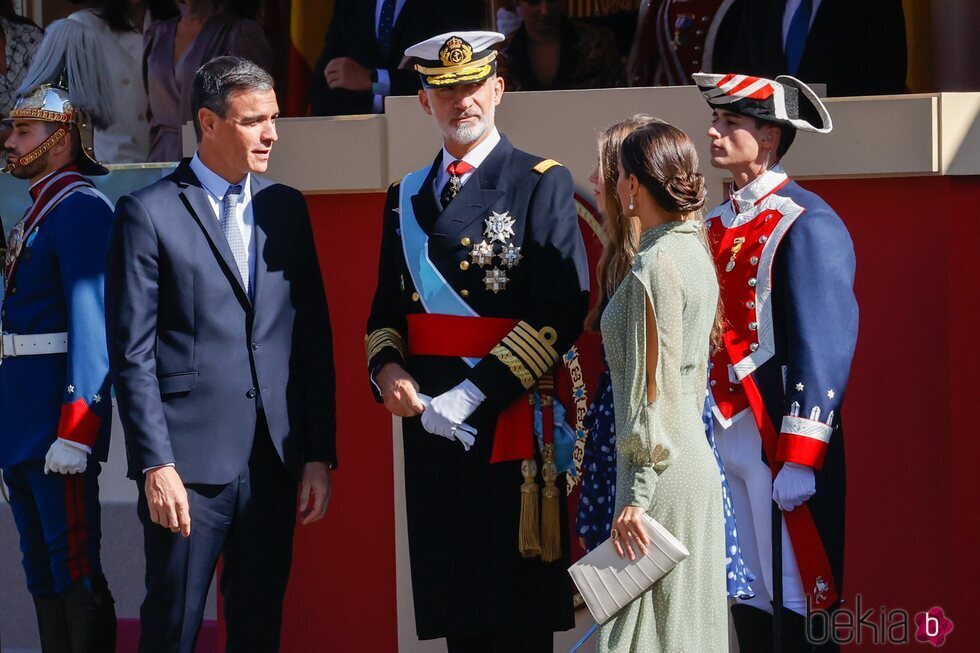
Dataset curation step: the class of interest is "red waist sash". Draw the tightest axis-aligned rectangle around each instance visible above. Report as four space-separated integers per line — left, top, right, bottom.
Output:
407 313 534 464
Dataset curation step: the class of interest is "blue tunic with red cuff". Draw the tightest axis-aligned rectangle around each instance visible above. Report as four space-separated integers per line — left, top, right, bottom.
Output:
0 182 113 468
0 170 113 595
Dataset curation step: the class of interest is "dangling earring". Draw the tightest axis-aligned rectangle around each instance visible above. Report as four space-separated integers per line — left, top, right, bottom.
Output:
628 194 635 211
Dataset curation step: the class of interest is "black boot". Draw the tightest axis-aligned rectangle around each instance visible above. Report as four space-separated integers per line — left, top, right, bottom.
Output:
781 606 840 653
61 574 117 653
33 594 71 653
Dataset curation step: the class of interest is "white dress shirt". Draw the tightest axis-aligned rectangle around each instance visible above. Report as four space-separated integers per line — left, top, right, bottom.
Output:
189 153 255 291
434 128 502 196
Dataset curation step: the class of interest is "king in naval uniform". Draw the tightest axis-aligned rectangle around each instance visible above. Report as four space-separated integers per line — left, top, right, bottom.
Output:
693 71 859 652
0 19 117 653
366 31 589 653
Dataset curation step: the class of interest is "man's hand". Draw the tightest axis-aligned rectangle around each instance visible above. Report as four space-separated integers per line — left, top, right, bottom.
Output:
376 362 425 417
44 438 89 475
298 462 332 526
144 466 191 537
324 58 372 92
611 506 650 561
772 461 816 512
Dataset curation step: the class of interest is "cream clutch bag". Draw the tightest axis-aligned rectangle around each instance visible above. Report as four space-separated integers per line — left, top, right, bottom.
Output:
568 514 689 624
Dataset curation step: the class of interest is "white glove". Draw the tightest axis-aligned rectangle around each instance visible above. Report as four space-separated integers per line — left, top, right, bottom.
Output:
44 438 91 475
772 461 816 512
419 381 485 450
496 7 523 35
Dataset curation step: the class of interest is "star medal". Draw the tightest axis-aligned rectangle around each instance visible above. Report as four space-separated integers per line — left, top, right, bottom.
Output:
484 210 515 244
501 242 522 268
483 267 509 293
470 239 495 267
725 236 746 272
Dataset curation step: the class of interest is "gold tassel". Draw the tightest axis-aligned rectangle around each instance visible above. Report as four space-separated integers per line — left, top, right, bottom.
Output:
518 458 541 558
540 444 562 562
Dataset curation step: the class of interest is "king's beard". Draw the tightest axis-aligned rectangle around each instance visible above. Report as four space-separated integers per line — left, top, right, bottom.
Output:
444 105 495 146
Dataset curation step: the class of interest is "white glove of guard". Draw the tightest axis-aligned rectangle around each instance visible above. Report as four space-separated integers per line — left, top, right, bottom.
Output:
419 381 485 451
496 7 523 35
44 438 91 475
772 461 816 512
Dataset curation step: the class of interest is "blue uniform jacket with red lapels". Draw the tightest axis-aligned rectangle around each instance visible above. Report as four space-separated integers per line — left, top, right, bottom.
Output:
705 164 857 602
0 179 113 469
705 164 858 471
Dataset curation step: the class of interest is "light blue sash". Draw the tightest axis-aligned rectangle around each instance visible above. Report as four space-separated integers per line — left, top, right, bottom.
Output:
399 166 479 367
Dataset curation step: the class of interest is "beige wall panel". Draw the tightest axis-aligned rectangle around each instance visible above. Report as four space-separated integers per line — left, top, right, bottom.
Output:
183 115 388 193
940 93 980 175
176 89 980 194
783 95 938 179
386 86 730 205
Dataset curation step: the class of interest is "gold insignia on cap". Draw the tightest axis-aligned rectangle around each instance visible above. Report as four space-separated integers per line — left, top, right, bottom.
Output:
440 36 473 67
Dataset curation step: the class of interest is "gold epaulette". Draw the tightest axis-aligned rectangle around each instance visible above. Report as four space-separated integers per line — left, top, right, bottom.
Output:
365 328 405 363
533 159 562 174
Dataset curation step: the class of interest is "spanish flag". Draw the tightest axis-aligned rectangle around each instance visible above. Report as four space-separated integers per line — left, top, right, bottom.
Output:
287 0 333 115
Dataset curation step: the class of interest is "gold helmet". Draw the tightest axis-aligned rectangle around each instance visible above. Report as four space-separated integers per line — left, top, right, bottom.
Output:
6 83 107 176
3 19 115 176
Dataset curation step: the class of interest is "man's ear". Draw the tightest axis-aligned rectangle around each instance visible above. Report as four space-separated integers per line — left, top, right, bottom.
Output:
198 108 217 139
762 124 780 150
418 89 433 116
493 75 504 105
49 125 72 157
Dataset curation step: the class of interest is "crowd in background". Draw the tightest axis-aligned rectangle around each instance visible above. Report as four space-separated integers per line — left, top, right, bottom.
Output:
0 0 915 166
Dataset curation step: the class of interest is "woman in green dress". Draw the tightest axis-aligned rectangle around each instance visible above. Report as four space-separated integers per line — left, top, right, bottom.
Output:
598 122 729 652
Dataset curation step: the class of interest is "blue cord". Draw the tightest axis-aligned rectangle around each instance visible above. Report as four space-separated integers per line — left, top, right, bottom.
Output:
568 623 599 652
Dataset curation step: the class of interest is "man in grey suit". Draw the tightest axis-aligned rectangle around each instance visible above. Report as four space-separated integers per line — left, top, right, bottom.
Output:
106 57 337 653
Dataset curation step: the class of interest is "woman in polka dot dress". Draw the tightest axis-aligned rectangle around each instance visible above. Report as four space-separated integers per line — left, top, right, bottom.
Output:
578 115 660 554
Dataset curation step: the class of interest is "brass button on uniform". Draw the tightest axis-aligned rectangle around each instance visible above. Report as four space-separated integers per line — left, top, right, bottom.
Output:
461 289 470 297
411 292 420 302
461 237 471 246
459 261 470 271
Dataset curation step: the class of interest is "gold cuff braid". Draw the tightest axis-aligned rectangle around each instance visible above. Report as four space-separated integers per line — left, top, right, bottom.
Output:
365 328 406 363
491 345 535 389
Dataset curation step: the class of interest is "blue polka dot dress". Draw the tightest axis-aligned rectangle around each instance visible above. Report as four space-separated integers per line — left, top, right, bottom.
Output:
702 395 756 599
576 352 616 552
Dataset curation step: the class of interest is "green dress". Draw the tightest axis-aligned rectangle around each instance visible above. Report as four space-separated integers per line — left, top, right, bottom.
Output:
597 220 729 653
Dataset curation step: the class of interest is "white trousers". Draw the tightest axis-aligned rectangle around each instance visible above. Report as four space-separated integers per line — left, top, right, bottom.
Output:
714 414 807 615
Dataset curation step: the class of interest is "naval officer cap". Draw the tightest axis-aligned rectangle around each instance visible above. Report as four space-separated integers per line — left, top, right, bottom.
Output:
692 72 832 134
405 31 505 89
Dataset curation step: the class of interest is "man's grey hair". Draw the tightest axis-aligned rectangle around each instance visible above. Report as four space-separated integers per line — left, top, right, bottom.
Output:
191 56 274 140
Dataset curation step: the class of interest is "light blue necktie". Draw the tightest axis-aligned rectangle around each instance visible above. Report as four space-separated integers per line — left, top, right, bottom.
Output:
785 0 813 76
221 184 249 295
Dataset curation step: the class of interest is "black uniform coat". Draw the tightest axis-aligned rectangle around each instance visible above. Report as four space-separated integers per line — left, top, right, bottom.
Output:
366 134 589 638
